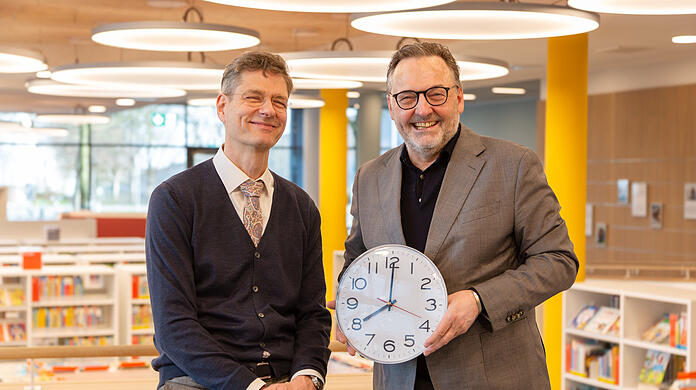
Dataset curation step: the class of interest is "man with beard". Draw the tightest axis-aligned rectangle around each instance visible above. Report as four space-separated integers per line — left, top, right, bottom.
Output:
147 51 331 390
332 42 578 389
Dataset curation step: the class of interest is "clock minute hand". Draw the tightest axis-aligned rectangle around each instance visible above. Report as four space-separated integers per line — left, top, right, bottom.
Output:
362 299 398 322
377 298 422 318
387 265 395 311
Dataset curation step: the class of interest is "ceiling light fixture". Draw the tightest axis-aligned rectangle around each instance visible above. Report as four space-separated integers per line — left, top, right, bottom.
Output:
463 94 476 101
347 91 361 99
283 51 509 82
288 95 325 109
187 97 218 106
92 21 260 52
673 35 696 44
92 6 259 52
491 87 526 95
35 114 110 125
35 70 52 79
26 79 187 98
50 62 224 90
88 105 107 113
351 2 599 40
0 48 48 73
569 0 696 15
0 121 69 137
115 98 136 107
202 0 455 13
292 78 364 90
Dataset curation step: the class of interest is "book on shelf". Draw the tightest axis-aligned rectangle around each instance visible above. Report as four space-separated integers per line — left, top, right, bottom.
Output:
0 322 27 342
571 304 599 330
638 350 671 386
0 286 26 306
566 339 619 384
584 306 621 335
131 275 149 300
643 313 688 348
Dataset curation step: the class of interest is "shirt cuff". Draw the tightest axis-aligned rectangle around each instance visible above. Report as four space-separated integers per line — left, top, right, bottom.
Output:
291 369 324 385
246 378 267 390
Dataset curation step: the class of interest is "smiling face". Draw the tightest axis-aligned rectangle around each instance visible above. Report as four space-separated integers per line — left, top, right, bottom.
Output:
387 56 463 165
216 69 289 156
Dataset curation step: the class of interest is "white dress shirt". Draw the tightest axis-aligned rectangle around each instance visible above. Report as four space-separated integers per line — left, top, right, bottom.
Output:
212 146 324 390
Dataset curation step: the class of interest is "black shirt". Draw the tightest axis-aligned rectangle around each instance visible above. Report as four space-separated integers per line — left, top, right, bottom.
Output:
400 128 461 253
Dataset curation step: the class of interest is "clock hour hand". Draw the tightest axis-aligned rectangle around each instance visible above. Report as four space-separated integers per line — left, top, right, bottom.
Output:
377 298 422 318
362 299 398 322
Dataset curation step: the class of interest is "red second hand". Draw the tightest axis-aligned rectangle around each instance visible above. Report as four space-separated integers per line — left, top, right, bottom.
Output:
377 298 422 318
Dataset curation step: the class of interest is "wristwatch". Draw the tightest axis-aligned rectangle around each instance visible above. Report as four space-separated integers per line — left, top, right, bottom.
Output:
308 375 324 390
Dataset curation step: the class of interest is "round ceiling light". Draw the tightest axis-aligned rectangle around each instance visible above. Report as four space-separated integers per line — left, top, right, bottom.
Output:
0 48 48 73
202 0 455 13
35 114 110 125
283 51 509 83
50 62 224 91
569 0 696 15
351 2 599 40
26 79 187 98
92 22 260 52
292 78 364 90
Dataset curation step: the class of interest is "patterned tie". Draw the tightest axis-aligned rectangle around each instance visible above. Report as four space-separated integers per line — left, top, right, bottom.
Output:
239 179 265 247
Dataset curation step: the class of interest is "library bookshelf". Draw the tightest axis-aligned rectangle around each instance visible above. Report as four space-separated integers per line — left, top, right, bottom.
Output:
115 265 153 346
562 280 695 389
0 265 118 347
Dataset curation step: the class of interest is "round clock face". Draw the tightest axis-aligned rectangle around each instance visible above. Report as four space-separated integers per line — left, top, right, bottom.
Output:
336 244 448 364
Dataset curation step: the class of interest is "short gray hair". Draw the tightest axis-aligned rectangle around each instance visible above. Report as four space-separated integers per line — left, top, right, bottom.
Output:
386 42 461 93
221 51 293 96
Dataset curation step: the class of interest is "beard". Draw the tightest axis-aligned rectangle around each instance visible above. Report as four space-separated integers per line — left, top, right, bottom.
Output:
397 114 458 160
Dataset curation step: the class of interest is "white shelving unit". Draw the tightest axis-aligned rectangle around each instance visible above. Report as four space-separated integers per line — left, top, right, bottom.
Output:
563 280 696 390
0 268 29 347
0 265 118 347
115 264 153 346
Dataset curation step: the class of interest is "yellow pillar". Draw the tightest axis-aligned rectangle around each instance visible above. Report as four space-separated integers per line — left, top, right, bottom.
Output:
544 33 588 390
319 89 348 303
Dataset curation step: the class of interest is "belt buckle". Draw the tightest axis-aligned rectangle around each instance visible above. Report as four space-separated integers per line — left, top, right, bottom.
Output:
255 361 273 380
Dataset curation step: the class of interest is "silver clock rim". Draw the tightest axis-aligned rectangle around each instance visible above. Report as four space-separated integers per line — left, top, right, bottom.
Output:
335 244 448 364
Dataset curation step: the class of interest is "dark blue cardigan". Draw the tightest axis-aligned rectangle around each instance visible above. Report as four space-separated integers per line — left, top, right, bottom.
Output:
146 159 331 390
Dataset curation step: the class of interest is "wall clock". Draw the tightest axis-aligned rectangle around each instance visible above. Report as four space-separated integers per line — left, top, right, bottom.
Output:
336 244 448 364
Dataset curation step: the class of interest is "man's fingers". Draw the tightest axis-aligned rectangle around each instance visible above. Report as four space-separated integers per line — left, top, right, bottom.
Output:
327 300 336 310
424 313 453 347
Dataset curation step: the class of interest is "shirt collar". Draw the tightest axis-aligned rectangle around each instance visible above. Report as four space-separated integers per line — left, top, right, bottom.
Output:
400 124 461 171
212 146 274 195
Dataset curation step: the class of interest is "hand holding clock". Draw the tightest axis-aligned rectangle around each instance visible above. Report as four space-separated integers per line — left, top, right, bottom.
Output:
423 289 480 356
326 300 357 356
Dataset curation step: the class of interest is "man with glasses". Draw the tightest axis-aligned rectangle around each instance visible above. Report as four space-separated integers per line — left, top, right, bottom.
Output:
147 51 330 390
334 42 578 389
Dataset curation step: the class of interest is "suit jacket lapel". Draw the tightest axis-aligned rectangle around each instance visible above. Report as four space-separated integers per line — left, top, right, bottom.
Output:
378 146 407 245
424 126 486 261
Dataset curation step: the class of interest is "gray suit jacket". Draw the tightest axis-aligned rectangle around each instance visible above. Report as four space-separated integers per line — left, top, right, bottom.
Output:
342 126 578 390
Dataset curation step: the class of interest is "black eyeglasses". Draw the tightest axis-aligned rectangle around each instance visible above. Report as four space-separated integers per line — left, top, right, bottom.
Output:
390 85 457 110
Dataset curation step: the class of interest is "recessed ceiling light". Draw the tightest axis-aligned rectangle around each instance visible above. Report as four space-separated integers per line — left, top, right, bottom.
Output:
35 70 52 79
491 87 526 95
288 95 325 109
92 22 260 52
35 114 110 125
347 91 361 99
50 62 224 90
351 2 599 40
673 35 696 44
88 105 107 113
202 0 455 13
463 94 476 100
0 48 48 73
292 78 364 90
115 98 136 107
283 51 509 82
569 0 696 15
26 79 187 98
187 97 218 106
